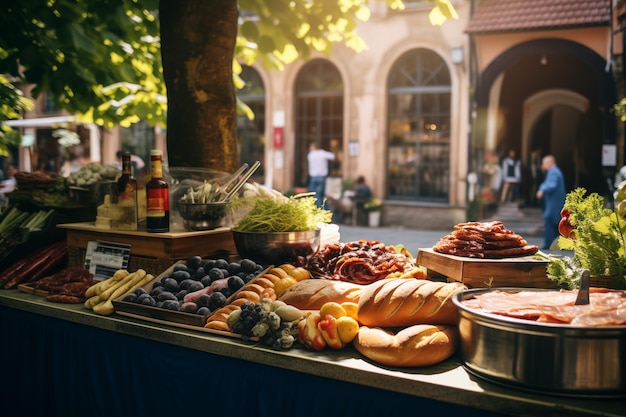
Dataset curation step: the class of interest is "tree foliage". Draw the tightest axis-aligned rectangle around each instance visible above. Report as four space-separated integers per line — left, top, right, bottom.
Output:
0 0 458 169
0 0 163 128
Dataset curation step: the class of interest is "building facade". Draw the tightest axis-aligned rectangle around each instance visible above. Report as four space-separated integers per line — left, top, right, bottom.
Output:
10 0 623 230
240 0 622 229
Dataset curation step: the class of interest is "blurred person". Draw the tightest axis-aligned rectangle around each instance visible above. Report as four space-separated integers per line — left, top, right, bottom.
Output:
0 164 18 210
500 149 521 203
530 148 544 207
307 142 335 209
352 175 372 226
536 155 566 250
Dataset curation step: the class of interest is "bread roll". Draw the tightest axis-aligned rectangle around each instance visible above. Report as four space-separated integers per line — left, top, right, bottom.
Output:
353 325 458 367
357 278 465 327
277 279 363 310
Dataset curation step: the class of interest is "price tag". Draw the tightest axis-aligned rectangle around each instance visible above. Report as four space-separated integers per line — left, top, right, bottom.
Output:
84 241 131 280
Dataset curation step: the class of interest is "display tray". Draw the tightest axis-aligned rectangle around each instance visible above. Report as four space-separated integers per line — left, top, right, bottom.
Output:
114 310 258 341
416 248 557 289
112 261 270 338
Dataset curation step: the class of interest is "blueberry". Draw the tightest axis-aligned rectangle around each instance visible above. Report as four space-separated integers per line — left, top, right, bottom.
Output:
140 295 157 307
179 279 196 290
228 276 245 292
208 268 225 281
239 259 257 273
186 255 203 270
208 292 227 311
227 262 242 276
150 286 165 297
194 267 206 280
187 281 204 292
161 299 180 311
163 277 179 292
138 293 156 306
157 291 178 302
214 258 229 270
219 287 233 298
197 306 210 315
123 293 138 303
172 270 191 283
173 263 190 273
196 293 211 308
200 275 212 287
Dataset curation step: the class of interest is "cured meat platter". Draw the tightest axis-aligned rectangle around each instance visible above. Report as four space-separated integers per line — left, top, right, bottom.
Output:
416 248 557 289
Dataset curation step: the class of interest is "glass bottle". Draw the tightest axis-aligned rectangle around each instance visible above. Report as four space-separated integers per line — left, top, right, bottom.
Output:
146 149 170 232
116 152 138 230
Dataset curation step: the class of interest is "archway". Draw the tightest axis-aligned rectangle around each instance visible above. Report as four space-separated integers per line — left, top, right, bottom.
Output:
523 89 588 196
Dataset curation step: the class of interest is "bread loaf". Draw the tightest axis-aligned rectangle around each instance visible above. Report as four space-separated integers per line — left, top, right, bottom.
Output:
353 324 458 367
357 278 466 327
277 279 363 310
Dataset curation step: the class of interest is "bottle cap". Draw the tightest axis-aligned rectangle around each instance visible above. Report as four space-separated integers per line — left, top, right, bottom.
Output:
151 149 162 156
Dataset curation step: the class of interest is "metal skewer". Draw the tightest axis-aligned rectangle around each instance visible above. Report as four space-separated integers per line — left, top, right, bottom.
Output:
220 160 261 203
219 163 249 196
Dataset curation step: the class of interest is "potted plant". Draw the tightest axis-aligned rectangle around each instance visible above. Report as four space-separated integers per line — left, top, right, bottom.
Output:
364 198 383 227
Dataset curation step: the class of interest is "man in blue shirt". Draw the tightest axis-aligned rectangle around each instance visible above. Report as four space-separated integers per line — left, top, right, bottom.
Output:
536 155 566 250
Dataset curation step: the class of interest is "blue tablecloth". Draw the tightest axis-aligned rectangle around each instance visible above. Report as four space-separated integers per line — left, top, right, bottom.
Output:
0 306 506 417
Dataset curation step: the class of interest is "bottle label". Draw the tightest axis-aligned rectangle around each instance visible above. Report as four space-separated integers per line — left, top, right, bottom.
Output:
147 188 169 217
150 159 163 178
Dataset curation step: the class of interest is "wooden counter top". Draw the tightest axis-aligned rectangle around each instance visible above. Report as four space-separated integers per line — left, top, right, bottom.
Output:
58 221 237 261
0 290 622 416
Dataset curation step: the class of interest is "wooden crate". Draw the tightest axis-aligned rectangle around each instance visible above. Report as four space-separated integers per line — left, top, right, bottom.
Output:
59 222 237 276
416 248 557 289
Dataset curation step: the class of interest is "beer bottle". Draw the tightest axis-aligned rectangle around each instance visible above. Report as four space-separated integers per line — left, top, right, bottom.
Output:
146 150 170 232
116 152 138 230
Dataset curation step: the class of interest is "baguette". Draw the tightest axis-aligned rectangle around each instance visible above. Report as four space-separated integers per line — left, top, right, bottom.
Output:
357 278 466 327
277 279 363 310
353 324 458 367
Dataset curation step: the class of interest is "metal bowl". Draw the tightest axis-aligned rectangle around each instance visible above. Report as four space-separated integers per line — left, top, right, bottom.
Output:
232 229 321 266
453 288 626 397
178 201 229 231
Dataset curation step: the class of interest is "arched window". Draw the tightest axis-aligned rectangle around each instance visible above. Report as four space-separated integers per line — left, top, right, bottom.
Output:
387 49 451 202
238 65 266 181
294 59 344 188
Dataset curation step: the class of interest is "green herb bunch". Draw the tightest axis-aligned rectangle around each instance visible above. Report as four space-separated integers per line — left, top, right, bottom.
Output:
233 195 332 232
547 187 626 287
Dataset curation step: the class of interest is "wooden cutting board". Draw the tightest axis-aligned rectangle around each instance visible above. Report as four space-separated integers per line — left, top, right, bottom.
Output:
416 248 558 289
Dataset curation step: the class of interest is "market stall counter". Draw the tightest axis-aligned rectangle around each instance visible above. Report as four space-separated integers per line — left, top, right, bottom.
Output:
1 290 623 417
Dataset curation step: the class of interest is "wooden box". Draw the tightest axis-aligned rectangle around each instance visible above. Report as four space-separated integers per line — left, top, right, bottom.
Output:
58 222 237 276
416 248 557 289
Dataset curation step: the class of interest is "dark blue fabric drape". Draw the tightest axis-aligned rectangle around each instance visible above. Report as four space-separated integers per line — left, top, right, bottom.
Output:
0 306 505 417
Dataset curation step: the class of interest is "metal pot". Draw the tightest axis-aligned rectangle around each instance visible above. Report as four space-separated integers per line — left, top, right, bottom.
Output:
453 288 626 398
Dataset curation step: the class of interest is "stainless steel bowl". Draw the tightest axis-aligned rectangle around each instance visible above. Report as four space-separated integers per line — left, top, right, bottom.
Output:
453 288 626 397
232 229 321 266
178 201 228 231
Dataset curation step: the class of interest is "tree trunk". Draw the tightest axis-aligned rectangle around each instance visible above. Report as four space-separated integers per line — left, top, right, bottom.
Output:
160 0 239 173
